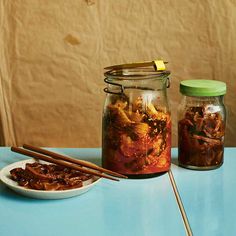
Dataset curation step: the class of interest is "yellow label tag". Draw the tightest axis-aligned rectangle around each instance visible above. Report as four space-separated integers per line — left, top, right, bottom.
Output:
153 60 166 71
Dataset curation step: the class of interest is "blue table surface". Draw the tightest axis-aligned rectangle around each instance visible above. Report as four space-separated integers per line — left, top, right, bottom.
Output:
0 147 235 236
0 147 186 236
171 147 236 236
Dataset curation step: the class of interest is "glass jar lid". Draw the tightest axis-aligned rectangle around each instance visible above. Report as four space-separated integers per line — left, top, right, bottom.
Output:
180 79 226 97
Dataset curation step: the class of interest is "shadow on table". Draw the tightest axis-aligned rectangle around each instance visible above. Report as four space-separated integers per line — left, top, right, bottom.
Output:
0 184 36 202
171 158 179 166
84 158 101 166
0 184 72 203
171 151 179 166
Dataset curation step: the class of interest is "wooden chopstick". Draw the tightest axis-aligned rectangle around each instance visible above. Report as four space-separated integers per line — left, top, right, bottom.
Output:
22 144 127 179
11 147 119 182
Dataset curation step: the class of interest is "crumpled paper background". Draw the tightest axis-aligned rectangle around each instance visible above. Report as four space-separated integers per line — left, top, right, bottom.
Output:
0 0 235 147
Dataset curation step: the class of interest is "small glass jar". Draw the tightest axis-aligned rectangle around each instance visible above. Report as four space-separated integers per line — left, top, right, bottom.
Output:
102 62 171 177
178 80 227 170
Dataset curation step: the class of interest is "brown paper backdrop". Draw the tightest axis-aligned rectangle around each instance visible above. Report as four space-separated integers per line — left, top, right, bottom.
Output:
0 0 235 147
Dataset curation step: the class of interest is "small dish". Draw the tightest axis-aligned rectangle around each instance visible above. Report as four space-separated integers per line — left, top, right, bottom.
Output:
0 159 101 199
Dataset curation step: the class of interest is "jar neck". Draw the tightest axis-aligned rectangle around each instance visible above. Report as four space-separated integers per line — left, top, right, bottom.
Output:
182 95 224 106
104 68 170 95
105 76 170 96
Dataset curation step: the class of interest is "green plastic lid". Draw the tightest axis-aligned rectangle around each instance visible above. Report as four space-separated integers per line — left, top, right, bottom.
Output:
180 79 226 97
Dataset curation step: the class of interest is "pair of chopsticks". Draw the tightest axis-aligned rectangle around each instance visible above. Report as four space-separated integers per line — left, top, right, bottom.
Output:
11 144 127 181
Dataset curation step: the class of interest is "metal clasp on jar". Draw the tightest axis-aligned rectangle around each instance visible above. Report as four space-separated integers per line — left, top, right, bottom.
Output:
104 77 124 95
104 77 171 95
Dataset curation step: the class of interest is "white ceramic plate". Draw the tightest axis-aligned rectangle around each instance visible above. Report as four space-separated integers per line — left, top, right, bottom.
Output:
0 159 101 199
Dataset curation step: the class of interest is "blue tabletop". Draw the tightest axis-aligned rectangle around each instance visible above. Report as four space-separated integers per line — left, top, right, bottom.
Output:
171 147 236 236
0 148 186 236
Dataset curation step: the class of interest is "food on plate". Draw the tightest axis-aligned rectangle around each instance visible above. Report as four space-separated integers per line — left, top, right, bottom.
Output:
10 162 93 191
178 106 225 167
102 97 171 175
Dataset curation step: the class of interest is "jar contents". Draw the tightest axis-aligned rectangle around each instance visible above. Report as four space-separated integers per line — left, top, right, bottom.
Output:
178 105 225 167
102 96 171 175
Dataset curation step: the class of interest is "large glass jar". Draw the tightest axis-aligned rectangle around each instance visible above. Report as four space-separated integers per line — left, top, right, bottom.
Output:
102 62 171 177
178 80 227 170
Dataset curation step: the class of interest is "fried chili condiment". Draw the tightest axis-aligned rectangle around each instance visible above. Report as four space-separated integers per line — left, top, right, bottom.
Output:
102 97 171 175
102 62 171 176
178 106 225 167
178 79 226 170
10 162 93 190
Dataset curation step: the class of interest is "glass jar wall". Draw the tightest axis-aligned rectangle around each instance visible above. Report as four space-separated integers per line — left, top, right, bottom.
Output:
102 65 171 177
178 80 226 170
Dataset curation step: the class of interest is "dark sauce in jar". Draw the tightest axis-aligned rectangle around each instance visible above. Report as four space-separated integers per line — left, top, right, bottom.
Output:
178 106 225 169
178 80 226 170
